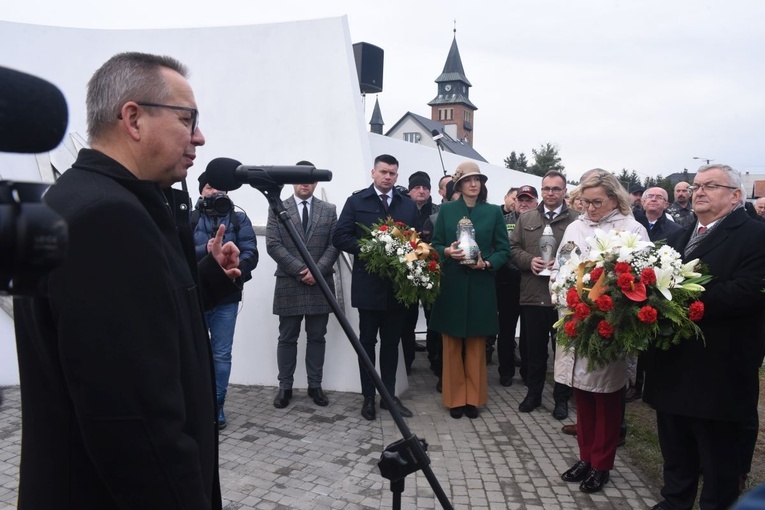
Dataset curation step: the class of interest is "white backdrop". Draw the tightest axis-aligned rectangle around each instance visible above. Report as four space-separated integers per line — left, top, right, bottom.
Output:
0 18 540 390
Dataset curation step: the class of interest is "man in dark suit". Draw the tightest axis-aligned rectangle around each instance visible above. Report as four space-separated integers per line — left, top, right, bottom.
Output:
635 186 684 243
13 52 241 509
644 164 765 510
333 154 418 420
266 170 339 409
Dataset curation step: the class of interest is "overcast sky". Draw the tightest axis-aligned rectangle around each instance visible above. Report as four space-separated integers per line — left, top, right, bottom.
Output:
3 0 764 181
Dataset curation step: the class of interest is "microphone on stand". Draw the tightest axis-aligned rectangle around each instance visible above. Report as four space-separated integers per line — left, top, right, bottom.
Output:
431 129 447 176
205 157 332 191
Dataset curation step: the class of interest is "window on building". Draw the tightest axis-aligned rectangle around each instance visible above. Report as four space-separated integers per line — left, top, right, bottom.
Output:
403 132 421 144
464 110 472 123
438 108 454 121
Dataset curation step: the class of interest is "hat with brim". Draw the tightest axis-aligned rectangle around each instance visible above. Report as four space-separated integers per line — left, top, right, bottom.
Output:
453 161 487 188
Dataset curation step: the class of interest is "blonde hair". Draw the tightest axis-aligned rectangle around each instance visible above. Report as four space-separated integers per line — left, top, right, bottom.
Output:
578 170 632 215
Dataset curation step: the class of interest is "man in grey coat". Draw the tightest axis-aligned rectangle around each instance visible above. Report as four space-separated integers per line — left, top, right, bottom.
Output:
266 173 340 409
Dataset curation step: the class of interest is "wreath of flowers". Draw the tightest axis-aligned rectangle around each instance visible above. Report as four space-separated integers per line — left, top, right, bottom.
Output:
551 229 712 370
357 218 441 307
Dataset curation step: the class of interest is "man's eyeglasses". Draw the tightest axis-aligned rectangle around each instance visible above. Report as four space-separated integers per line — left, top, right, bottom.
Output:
581 199 606 209
689 183 738 194
643 194 666 201
541 186 564 193
136 102 200 135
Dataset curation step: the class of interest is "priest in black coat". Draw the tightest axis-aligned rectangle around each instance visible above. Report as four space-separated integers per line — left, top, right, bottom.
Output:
13 52 241 509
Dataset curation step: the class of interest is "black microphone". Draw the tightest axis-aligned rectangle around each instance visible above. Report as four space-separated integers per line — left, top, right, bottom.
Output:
206 157 333 191
0 66 68 153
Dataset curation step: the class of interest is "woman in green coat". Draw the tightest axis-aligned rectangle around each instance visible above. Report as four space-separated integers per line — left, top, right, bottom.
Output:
430 162 511 419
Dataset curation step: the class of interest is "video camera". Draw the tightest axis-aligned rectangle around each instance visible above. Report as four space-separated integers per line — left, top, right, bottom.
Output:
0 66 69 295
199 192 233 217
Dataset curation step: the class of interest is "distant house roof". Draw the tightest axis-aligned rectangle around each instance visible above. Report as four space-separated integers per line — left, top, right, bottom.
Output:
385 111 487 162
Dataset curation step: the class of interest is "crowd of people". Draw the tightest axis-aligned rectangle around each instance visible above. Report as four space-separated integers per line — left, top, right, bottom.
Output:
10 50 765 510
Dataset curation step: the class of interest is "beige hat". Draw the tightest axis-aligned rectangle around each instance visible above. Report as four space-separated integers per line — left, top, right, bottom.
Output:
453 161 487 187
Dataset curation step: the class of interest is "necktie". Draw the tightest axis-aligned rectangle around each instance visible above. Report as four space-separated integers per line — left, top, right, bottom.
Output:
380 194 389 214
547 211 555 221
698 225 707 234
649 222 655 230
301 200 309 233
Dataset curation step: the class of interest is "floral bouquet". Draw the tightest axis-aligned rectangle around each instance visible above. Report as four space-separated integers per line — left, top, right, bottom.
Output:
551 229 712 370
357 218 441 307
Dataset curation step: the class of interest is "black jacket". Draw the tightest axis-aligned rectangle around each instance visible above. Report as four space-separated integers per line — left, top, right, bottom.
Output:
333 184 417 310
643 208 765 421
634 210 684 242
13 149 237 509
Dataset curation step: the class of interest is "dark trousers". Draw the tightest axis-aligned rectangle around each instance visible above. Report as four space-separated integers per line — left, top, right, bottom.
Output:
276 314 329 390
522 306 571 402
401 302 432 370
575 388 623 471
358 308 406 398
656 411 740 510
495 277 521 379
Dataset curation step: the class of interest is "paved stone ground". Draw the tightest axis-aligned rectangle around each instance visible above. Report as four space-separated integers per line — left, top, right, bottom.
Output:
0 349 661 509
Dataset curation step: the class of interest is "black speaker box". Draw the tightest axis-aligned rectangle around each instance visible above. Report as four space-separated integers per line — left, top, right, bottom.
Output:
352 42 384 94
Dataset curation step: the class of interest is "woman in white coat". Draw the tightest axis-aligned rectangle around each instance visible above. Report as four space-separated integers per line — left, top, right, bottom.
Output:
554 170 649 493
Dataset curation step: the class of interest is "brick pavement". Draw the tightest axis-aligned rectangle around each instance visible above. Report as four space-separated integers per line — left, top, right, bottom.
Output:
0 349 661 509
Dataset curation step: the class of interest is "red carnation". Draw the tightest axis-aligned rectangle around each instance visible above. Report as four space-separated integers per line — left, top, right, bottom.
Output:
589 267 604 282
596 295 614 312
566 287 581 307
617 272 635 291
379 225 389 231
689 301 705 321
637 305 658 323
564 319 578 337
428 260 438 272
574 302 591 319
394 221 406 227
597 320 615 338
640 268 657 285
410 240 418 249
614 262 632 275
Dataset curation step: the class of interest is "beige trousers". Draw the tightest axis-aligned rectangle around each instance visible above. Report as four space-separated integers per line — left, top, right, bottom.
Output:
441 334 488 409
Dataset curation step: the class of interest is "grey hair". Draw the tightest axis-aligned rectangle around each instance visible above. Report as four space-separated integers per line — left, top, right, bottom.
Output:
696 164 743 189
86 52 188 142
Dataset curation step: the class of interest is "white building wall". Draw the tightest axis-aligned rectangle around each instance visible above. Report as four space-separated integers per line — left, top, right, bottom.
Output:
0 18 539 392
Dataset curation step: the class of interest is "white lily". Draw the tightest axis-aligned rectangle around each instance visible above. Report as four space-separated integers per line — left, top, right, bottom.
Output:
653 267 675 301
586 229 620 261
681 259 702 278
616 230 654 252
680 282 706 292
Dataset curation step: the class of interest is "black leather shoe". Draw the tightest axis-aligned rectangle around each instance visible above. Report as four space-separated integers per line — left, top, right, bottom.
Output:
449 407 464 419
499 375 513 387
361 397 376 420
519 394 541 413
380 397 413 418
464 405 479 419
307 386 329 406
561 461 592 482
552 401 568 420
273 389 292 409
580 469 609 493
651 502 672 510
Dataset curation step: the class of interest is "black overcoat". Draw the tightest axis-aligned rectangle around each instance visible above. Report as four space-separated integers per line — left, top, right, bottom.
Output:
332 184 418 310
643 207 765 421
13 149 237 509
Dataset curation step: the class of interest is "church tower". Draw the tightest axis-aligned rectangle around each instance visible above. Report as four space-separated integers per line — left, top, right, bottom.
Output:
428 29 477 147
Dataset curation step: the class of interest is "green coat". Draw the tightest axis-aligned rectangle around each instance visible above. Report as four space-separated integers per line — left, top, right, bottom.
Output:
429 197 511 337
